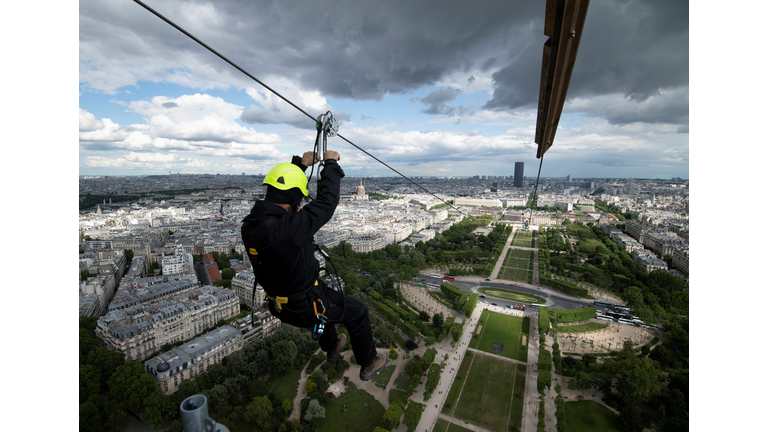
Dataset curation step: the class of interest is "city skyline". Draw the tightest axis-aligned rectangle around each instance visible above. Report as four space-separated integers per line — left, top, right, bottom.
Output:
79 0 689 179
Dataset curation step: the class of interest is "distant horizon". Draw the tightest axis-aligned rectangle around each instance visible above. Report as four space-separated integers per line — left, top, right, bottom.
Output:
79 173 688 181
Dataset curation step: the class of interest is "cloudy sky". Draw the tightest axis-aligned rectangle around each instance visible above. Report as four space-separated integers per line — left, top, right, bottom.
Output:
79 0 689 179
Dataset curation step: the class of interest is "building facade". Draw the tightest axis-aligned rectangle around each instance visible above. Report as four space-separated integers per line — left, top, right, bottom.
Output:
144 326 243 395
514 162 524 187
95 285 240 362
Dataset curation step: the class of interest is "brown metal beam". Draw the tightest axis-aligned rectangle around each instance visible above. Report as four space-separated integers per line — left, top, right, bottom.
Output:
535 0 590 159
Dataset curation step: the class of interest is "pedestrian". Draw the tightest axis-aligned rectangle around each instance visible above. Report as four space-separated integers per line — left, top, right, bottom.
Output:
241 150 386 381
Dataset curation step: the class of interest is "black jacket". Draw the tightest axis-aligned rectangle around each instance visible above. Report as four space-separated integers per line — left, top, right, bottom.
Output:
241 158 344 298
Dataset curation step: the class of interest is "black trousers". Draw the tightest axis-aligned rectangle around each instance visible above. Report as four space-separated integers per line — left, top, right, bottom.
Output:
268 282 377 368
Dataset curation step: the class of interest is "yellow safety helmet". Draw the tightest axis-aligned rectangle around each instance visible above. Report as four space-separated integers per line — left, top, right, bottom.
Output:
262 163 308 196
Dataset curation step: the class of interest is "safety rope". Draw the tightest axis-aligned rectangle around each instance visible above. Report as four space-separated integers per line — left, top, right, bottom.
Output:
133 0 463 214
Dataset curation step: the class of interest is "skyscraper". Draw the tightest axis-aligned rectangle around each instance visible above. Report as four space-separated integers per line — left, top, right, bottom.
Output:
514 162 524 187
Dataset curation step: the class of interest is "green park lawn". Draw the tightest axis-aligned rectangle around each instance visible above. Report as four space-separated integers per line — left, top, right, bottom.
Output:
267 367 303 403
509 367 526 431
316 383 386 432
453 354 518 432
505 248 531 259
442 351 475 415
504 258 530 269
470 310 523 360
434 418 474 432
373 364 396 389
518 316 530 362
498 267 531 282
563 400 623 432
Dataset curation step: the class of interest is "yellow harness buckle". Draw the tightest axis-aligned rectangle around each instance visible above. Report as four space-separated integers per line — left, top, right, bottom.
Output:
266 294 289 311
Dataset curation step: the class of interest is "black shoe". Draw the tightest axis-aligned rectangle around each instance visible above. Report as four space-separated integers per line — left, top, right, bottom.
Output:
327 334 347 364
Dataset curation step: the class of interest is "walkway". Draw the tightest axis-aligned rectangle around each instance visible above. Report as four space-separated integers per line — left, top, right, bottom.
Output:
413 304 484 432
521 314 540 432
490 225 517 279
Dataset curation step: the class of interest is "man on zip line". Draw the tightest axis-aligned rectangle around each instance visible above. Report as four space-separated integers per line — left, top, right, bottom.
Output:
241 150 386 381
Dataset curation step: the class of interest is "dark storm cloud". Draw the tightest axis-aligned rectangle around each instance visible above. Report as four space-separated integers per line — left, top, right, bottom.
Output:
80 0 542 98
81 0 687 127
484 0 688 125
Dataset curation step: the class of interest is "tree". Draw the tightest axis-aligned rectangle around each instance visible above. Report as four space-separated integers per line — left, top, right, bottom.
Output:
244 396 273 431
432 312 444 331
79 364 101 403
222 268 236 280
124 248 134 263
303 399 325 422
403 401 423 432
282 399 293 414
382 399 405 430
140 391 176 430
108 361 158 411
562 218 572 226
80 394 128 432
271 340 298 374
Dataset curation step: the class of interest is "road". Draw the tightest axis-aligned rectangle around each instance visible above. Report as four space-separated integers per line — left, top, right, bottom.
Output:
414 273 591 312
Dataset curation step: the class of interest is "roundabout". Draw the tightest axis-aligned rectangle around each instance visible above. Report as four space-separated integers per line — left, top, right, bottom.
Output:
477 287 547 304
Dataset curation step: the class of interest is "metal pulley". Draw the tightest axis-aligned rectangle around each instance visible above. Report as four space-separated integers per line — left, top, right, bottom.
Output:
315 111 339 163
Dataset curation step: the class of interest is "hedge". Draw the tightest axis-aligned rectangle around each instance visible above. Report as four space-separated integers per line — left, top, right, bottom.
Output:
462 293 478 316
539 276 590 298
423 363 441 400
440 283 463 301
550 307 596 323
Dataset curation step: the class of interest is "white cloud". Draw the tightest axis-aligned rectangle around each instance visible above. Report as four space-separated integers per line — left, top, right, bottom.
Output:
128 94 282 144
79 97 287 161
79 108 105 131
241 78 348 129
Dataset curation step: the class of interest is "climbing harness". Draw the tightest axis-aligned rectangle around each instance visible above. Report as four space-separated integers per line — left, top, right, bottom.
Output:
311 297 329 341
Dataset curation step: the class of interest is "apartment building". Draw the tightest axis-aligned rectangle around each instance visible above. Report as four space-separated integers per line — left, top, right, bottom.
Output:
109 275 198 312
144 326 243 395
231 270 264 309
96 285 240 362
454 197 503 207
348 232 386 253
630 250 668 273
673 247 689 276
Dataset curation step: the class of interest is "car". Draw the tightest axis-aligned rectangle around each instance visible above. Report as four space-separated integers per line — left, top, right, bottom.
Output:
479 295 485 298
491 303 497 306
485 278 491 281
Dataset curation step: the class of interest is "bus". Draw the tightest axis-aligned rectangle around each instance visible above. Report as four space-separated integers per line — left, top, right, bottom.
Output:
618 318 634 325
593 301 613 308
430 274 441 278
444 276 455 281
614 306 630 312
597 316 613 322
529 304 540 308
426 283 439 289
